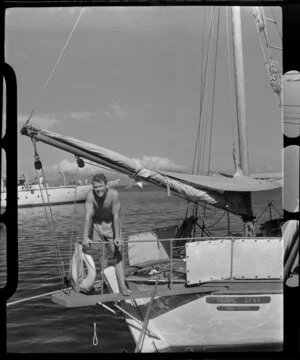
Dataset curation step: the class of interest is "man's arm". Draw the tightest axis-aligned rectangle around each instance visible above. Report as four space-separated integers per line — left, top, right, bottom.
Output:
112 190 122 246
83 190 94 246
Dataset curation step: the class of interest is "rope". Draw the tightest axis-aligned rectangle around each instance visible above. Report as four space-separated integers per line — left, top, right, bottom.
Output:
69 163 80 267
192 7 215 175
197 7 207 175
270 8 282 41
205 210 227 228
193 8 206 175
199 7 216 175
31 139 54 230
192 203 199 238
254 201 282 222
195 221 214 237
92 305 99 346
31 140 68 284
135 276 159 353
25 8 85 126
6 289 70 307
252 7 282 105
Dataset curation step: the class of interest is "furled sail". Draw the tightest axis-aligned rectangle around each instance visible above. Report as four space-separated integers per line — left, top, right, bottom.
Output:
20 124 280 218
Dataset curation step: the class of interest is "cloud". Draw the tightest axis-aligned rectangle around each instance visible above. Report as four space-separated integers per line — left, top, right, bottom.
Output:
48 155 186 178
17 113 59 129
105 102 127 120
131 155 186 172
17 111 100 129
47 159 118 179
49 159 95 175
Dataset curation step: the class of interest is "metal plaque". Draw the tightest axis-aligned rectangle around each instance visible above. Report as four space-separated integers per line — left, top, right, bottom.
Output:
232 238 283 279
186 239 232 285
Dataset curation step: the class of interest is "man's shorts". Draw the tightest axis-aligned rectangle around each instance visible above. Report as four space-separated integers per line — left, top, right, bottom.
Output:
83 222 121 256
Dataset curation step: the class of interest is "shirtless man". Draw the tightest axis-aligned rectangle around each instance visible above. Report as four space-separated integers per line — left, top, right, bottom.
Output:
82 173 131 295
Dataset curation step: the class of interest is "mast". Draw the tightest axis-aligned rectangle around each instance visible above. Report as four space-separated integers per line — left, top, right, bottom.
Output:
232 7 255 236
231 6 250 176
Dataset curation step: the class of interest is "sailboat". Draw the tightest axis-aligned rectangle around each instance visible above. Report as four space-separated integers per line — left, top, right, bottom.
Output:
0 172 120 208
18 6 286 352
0 172 91 208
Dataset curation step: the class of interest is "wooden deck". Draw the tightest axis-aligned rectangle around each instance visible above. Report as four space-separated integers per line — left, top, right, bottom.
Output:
51 283 227 308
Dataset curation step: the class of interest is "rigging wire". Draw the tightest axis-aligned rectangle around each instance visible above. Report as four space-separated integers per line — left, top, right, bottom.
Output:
269 8 282 41
197 7 207 176
69 163 81 267
199 8 216 176
207 6 221 176
192 8 225 234
31 140 69 284
199 8 217 176
192 7 215 175
25 7 85 126
191 9 208 226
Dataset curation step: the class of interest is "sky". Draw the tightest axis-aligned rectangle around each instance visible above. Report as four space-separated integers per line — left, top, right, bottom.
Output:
2 6 283 185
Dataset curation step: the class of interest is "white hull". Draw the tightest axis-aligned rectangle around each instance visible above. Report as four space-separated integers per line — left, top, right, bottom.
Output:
123 290 283 352
1 184 91 208
101 234 284 352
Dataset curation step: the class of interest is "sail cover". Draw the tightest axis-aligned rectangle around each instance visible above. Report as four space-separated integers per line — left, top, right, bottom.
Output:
20 125 281 218
163 171 281 192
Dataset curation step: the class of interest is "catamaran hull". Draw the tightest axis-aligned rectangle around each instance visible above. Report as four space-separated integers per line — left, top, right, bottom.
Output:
121 290 283 352
1 184 91 208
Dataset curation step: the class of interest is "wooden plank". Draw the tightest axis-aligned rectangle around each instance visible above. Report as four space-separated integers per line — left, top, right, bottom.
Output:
51 285 227 308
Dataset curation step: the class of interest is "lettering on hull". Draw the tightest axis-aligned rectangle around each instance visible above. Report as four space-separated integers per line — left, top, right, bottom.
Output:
206 296 271 304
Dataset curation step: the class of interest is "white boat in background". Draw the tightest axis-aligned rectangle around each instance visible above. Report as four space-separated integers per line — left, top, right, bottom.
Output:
1 174 91 208
1 174 120 208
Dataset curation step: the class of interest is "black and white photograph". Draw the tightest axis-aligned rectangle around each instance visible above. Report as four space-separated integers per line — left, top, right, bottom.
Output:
0 1 297 354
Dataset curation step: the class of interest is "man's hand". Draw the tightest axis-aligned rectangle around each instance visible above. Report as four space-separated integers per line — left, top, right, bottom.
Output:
114 238 123 247
82 237 93 248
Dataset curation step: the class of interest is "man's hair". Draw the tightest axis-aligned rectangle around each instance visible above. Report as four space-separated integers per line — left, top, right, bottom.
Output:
92 173 107 184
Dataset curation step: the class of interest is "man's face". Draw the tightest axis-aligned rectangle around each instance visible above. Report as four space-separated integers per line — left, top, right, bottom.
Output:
92 180 107 198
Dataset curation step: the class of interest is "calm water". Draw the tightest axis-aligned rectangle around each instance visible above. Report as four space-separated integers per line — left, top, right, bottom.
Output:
1 187 282 353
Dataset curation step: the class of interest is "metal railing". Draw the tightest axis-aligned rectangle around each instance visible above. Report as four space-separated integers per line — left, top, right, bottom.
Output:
73 235 283 293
